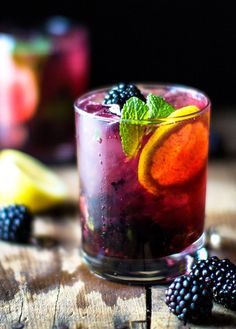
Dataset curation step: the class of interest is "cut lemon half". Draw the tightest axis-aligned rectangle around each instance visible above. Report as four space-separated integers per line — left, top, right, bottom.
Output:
0 149 68 212
138 106 209 195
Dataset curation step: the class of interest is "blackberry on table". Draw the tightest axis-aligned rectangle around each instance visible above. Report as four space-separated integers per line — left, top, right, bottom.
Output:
190 256 236 310
213 258 236 285
165 275 213 324
103 83 145 108
213 281 236 310
0 204 32 243
211 258 236 310
190 256 220 286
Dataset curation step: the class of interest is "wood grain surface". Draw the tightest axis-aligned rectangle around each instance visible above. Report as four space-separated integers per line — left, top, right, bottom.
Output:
0 161 235 329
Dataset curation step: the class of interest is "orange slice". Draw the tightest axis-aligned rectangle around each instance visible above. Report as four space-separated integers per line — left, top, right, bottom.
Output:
138 106 209 195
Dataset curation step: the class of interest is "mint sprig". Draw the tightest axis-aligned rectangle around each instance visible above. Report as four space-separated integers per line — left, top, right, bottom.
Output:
120 93 175 158
147 94 175 118
120 97 148 158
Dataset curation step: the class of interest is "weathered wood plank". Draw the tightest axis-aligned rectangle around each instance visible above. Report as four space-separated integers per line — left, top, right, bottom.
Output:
0 225 146 329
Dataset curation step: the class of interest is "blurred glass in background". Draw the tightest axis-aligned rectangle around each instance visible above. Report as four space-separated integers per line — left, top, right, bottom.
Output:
0 16 90 163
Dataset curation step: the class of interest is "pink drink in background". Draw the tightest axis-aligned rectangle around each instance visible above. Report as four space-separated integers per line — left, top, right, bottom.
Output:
0 17 89 163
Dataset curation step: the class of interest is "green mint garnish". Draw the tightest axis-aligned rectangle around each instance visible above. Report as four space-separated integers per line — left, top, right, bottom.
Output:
146 93 175 118
120 97 149 158
120 93 175 158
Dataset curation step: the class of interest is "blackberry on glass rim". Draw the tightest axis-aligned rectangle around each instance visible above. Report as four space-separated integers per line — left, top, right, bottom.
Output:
103 83 145 107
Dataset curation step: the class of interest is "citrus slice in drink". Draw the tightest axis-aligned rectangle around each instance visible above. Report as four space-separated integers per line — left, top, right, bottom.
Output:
138 106 209 195
0 149 68 212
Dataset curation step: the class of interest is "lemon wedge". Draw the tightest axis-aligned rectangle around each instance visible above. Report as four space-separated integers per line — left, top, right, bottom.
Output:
0 149 68 212
138 106 209 195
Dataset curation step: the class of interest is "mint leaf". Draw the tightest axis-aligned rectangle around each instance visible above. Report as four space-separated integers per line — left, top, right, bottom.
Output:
120 123 145 158
119 93 176 158
120 97 149 158
147 94 175 118
121 97 149 121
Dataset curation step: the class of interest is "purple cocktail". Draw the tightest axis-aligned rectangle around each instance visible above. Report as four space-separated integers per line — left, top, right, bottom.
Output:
75 84 210 283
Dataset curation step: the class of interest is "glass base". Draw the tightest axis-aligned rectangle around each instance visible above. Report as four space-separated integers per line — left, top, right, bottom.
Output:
82 233 207 284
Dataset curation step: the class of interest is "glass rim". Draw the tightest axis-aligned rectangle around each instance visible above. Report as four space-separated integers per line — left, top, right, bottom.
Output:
74 83 211 124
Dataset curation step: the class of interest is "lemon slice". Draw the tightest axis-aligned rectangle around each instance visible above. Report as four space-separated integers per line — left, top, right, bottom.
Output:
138 106 209 195
0 149 68 212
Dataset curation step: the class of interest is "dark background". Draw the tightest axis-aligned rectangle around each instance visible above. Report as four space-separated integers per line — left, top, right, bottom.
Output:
1 0 236 109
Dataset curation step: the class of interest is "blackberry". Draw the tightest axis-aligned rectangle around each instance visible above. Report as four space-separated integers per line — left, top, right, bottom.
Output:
165 275 213 324
213 258 236 286
103 83 145 108
211 258 236 310
190 256 220 286
0 204 32 243
213 281 236 310
190 256 236 310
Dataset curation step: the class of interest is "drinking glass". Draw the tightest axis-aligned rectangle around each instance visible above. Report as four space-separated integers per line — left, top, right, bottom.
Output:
75 84 211 283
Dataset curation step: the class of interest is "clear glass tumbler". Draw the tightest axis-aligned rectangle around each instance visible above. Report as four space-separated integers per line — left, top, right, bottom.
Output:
75 84 211 283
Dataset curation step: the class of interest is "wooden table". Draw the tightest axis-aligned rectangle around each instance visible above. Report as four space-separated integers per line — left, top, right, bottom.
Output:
0 161 236 329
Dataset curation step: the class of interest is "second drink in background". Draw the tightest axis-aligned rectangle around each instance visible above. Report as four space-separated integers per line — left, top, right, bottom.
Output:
0 17 89 163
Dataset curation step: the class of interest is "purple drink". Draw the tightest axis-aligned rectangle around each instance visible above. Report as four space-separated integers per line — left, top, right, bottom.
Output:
75 84 210 283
